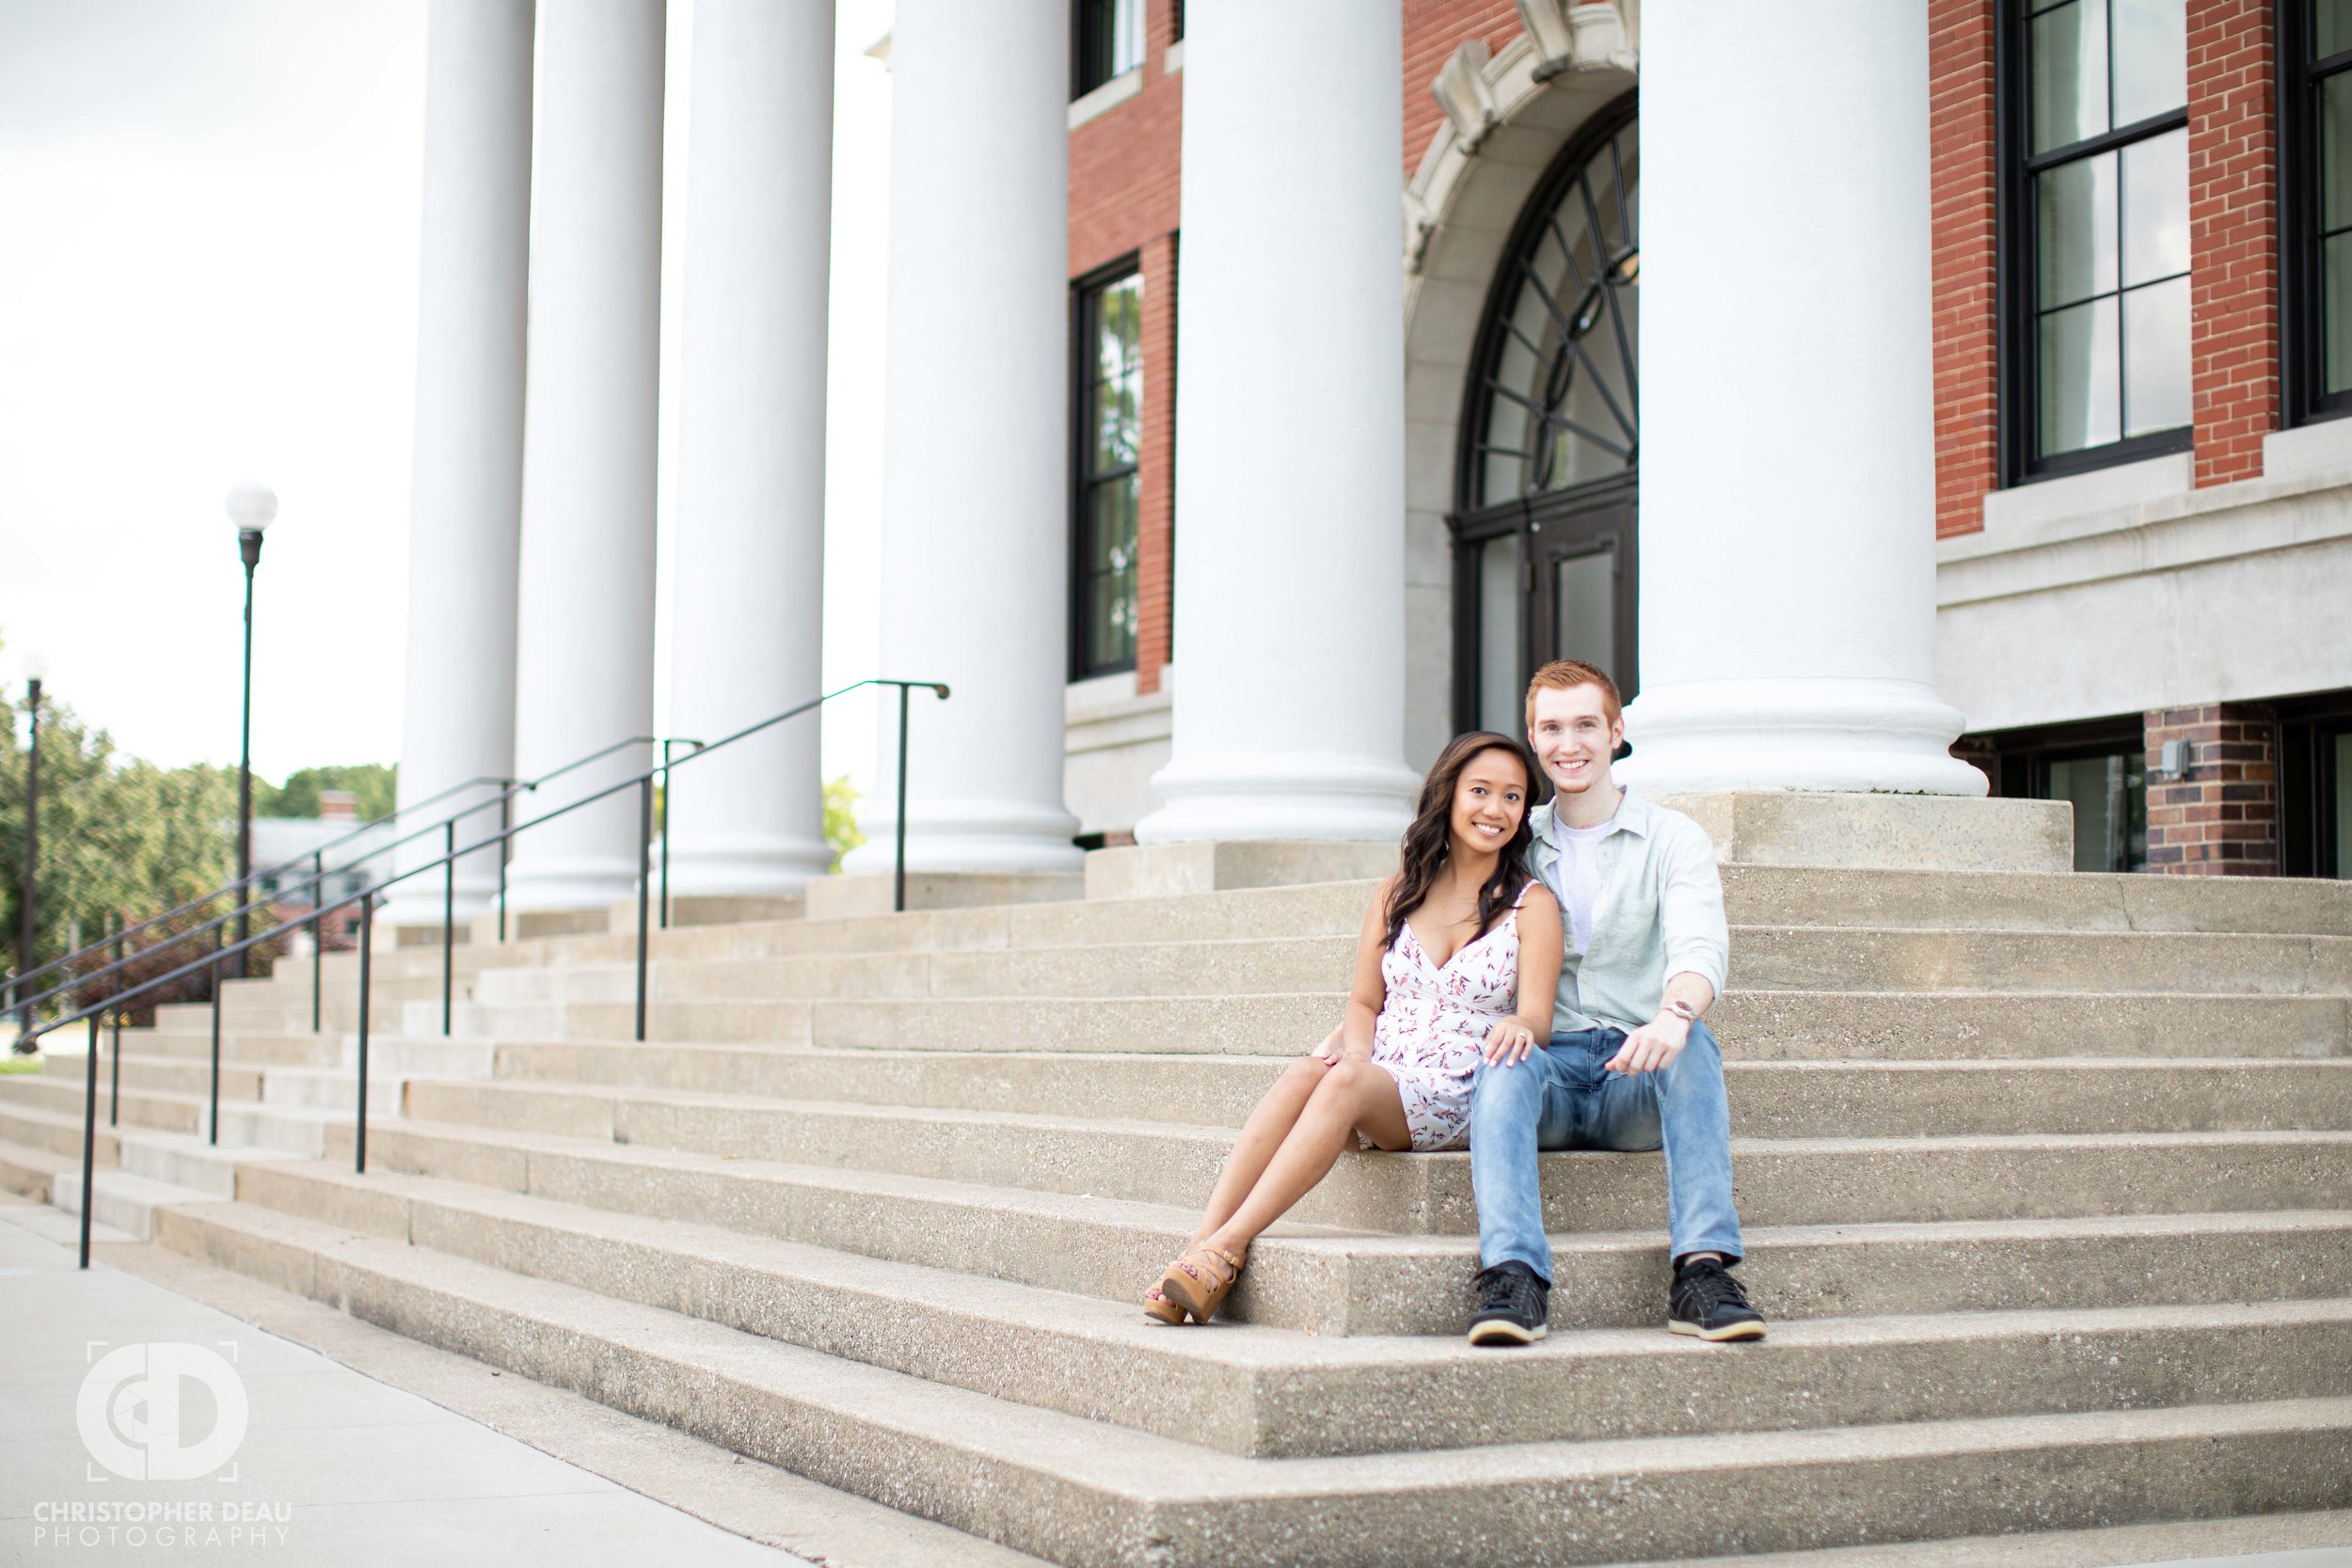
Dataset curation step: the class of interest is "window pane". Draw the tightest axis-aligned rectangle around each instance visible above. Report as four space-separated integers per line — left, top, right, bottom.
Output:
2122 275 2190 435
2321 0 2352 57
2049 752 2146 873
2334 733 2352 879
1084 479 1138 671
2111 0 2186 125
1552 547 1615 674
2040 295 2122 454
2325 71 2352 231
2326 234 2352 394
2031 0 2109 153
2120 129 2188 285
1476 534 1524 736
1088 275 1142 473
2038 152 2119 307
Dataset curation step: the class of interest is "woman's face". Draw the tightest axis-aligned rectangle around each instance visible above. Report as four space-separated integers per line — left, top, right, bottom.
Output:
1450 748 1529 858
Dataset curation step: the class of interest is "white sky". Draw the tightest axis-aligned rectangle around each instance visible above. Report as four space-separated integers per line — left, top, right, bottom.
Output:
0 0 894 796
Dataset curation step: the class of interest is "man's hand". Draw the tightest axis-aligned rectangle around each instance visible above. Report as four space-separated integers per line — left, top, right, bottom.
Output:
1482 1017 1540 1066
1606 1013 1690 1076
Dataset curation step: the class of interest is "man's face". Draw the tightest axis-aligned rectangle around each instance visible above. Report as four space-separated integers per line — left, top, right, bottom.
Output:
1528 683 1622 796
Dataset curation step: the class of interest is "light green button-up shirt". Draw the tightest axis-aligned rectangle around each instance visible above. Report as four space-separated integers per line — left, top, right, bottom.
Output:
1523 788 1729 1035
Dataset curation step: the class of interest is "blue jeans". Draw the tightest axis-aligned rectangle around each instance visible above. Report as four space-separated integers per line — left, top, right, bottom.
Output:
1469 1023 1743 1285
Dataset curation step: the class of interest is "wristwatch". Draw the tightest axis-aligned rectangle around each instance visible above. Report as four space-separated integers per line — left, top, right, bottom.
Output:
1661 998 1700 1024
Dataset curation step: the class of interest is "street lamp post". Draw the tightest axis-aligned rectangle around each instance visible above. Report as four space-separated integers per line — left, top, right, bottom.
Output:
13 660 42 1036
226 484 276 981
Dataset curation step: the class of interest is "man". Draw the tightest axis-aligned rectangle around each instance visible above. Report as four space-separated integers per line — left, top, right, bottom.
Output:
1464 658 1763 1347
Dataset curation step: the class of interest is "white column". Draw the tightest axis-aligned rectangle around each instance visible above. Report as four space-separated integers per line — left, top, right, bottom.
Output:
842 0 1080 876
664 0 834 899
502 0 667 913
1131 0 1420 845
1620 2 1985 797
385 0 532 930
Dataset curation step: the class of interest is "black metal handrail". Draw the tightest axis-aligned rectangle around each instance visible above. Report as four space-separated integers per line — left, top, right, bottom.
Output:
4 729 681 1040
31 677 947 1267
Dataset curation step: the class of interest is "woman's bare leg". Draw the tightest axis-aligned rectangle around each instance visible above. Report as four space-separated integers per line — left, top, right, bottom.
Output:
1186 1055 1329 1244
1202 1061 1411 1257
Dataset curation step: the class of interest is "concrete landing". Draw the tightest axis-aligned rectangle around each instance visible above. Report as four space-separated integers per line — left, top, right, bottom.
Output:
0 1196 1033 1568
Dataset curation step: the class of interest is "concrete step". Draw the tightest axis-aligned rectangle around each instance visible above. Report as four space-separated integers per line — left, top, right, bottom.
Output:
0 1080 161 1145
387 1078 2352 1232
801 990 2352 1058
114 1125 303 1196
137 1196 2352 1568
0 1132 72 1201
322 1116 2352 1335
459 1044 2352 1136
1716 863 2352 935
463 926 2352 1009
211 1100 344 1157
128 1026 346 1066
216 1156 2352 1460
51 1165 220 1240
45 1050 265 1101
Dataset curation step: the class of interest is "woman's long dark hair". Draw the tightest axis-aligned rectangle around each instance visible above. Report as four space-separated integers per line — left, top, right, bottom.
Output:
1382 731 1539 955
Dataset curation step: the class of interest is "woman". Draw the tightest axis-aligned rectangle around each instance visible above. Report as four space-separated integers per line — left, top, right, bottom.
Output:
1147 732 1565 1324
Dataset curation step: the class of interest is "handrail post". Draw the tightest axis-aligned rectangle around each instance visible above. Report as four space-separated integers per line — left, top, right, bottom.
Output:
107 913 121 1128
497 791 511 942
78 1014 98 1269
442 820 455 1036
310 851 324 1033
208 920 223 1147
635 775 653 1043
894 683 913 914
659 741 673 930
356 895 372 1174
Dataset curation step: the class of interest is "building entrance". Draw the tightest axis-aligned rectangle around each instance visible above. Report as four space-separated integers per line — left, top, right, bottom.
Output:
1452 90 1639 734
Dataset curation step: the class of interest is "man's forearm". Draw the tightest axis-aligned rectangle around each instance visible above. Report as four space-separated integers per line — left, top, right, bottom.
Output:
1661 971 1716 1021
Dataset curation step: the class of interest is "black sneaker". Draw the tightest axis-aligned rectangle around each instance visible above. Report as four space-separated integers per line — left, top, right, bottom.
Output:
1467 1261 1549 1346
1668 1257 1766 1342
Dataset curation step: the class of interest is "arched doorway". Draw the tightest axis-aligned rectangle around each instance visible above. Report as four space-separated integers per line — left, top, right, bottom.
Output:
1451 89 1638 734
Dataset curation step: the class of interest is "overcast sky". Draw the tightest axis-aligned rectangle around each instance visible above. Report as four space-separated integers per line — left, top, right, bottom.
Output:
0 0 893 793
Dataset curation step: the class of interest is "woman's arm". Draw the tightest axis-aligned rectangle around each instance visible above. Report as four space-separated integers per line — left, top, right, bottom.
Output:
1484 882 1563 1065
1318 878 1394 1063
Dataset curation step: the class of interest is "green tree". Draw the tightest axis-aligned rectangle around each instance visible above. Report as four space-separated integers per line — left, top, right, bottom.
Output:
255 763 398 821
824 774 864 872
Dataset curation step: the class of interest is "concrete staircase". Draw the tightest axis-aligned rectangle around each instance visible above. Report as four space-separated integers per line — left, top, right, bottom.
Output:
6 863 2351 1566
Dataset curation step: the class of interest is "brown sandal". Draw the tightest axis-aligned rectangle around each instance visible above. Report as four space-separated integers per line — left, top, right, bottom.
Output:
1158 1244 1246 1323
1141 1285 1188 1325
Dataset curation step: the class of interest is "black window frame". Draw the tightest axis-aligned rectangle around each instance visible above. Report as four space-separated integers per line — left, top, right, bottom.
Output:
1963 711 2152 870
1073 0 1144 100
1996 0 2198 484
2278 687 2352 876
2280 0 2352 424
1070 255 1145 682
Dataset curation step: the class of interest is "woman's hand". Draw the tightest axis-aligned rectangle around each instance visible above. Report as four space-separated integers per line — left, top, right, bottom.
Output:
1313 1025 1345 1065
1482 1017 1540 1066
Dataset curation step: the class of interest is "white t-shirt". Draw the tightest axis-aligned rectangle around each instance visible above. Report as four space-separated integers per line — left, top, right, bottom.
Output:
1552 816 1614 954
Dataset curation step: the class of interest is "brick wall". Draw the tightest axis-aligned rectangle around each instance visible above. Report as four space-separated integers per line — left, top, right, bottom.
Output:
1068 0 1184 692
1930 0 1999 538
2143 704 2281 874
2188 0 2280 488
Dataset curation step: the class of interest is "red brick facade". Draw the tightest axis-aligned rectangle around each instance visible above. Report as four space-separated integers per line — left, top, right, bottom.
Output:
1400 1 1524 175
1930 0 2000 538
2187 0 2280 488
1067 0 1184 692
2144 704 2281 873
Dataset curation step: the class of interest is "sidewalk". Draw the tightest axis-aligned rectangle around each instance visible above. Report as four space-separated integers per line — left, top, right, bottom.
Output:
0 1199 813 1568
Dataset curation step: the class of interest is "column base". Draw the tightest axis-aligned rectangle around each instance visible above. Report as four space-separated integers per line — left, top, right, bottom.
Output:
838 800 1085 878
663 833 835 900
1084 840 1398 901
804 870 1084 920
1133 752 1421 845
1620 678 1991 797
1656 792 2074 873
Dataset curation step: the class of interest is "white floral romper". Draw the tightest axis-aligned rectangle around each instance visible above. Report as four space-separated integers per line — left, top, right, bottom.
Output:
1368 883 1532 1151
